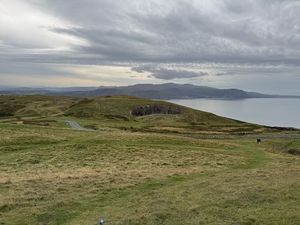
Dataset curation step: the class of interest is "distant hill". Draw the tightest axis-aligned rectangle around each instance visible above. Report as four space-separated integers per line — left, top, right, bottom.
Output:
0 86 98 94
1 83 299 99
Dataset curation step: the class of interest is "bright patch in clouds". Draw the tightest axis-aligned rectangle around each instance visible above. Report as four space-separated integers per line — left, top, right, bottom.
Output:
0 0 87 51
58 64 154 86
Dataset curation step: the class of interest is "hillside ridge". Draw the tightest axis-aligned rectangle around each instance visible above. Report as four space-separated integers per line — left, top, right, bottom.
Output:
0 95 273 134
1 83 299 99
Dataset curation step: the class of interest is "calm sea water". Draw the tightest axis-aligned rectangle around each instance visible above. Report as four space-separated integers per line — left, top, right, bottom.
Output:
169 98 300 128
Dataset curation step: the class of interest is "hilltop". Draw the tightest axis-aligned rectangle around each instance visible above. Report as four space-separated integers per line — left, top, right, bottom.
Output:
0 95 273 135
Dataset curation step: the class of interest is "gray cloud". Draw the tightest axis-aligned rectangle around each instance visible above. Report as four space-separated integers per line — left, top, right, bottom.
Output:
132 65 208 80
9 0 296 64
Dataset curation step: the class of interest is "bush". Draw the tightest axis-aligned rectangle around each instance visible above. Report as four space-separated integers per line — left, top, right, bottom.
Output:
287 149 300 155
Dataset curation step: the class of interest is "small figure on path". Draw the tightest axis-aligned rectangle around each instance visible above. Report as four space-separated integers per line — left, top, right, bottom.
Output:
99 217 105 225
257 138 261 144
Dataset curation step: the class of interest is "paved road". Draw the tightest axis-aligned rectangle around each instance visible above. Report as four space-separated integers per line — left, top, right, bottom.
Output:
65 120 94 131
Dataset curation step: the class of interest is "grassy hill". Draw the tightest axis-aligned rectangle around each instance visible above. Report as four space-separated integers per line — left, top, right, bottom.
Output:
0 95 77 117
0 95 299 225
0 95 268 134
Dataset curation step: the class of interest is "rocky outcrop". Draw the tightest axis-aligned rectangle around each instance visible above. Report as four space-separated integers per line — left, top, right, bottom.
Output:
131 104 181 116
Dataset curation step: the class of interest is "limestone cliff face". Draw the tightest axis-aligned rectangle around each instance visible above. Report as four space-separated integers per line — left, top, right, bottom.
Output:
131 105 181 116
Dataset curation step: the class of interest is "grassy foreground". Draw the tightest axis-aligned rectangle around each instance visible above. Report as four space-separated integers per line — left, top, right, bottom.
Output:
0 96 299 225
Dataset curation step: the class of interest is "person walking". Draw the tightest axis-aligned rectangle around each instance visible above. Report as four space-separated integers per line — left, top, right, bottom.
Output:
99 217 105 225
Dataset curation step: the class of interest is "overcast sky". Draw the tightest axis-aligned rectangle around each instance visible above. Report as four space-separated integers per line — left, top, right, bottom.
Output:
1 0 300 94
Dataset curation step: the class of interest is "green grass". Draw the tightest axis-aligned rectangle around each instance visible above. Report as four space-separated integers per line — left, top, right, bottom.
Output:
0 95 299 225
263 139 300 155
0 95 273 134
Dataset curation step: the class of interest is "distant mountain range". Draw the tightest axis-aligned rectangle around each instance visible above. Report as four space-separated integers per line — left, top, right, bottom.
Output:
1 83 299 100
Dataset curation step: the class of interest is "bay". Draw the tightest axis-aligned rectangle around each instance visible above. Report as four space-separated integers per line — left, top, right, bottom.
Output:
169 98 300 128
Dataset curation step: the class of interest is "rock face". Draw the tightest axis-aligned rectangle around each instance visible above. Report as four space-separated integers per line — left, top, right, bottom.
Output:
131 104 181 116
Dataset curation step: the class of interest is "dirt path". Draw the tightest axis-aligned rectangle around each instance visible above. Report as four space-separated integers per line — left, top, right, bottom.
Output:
65 120 94 131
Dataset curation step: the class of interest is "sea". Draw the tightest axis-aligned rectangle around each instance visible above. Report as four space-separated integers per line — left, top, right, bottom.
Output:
168 98 300 128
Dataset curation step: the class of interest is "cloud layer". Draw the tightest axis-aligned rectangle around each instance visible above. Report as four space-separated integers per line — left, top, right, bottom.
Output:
132 65 208 80
0 0 300 93
2 0 300 63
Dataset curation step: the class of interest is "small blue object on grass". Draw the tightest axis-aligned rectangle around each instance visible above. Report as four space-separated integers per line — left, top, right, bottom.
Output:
99 218 105 225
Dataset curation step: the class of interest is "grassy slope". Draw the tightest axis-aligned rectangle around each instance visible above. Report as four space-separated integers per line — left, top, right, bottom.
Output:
0 95 265 134
0 95 299 225
0 95 77 117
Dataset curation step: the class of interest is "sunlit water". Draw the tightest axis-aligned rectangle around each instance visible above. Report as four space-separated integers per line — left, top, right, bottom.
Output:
168 98 300 128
